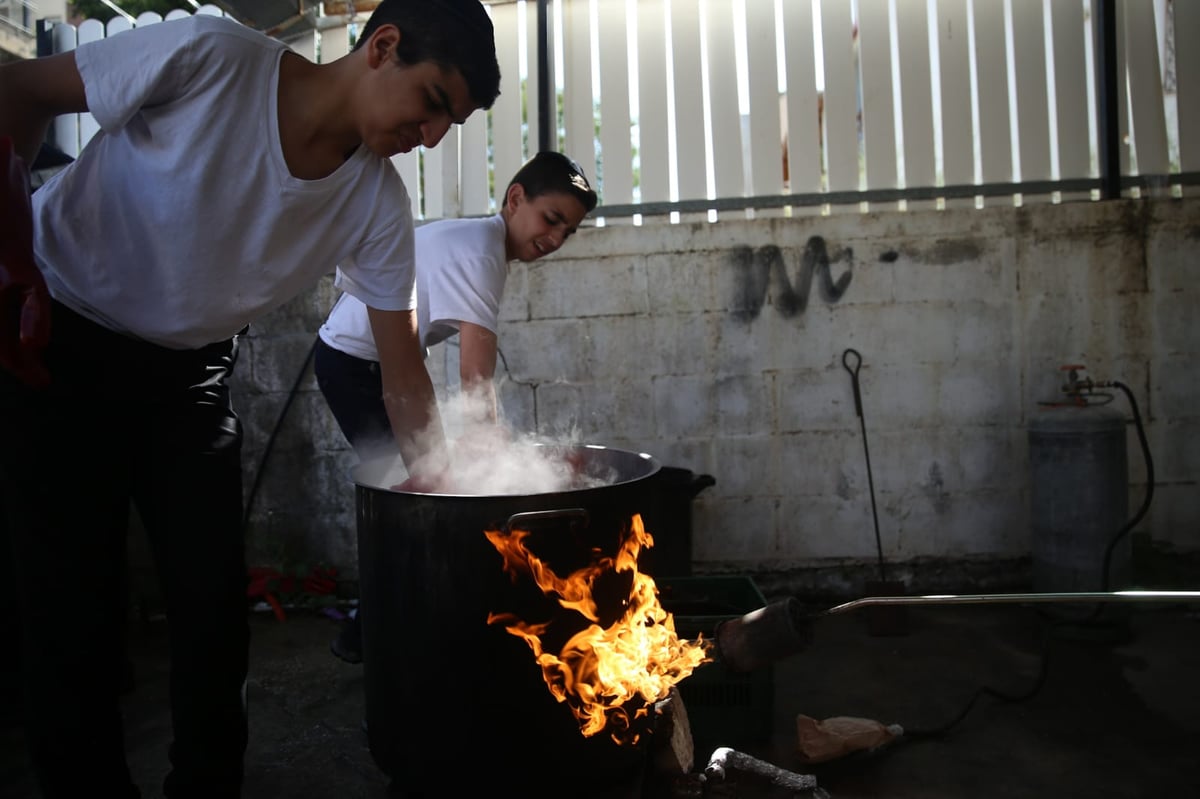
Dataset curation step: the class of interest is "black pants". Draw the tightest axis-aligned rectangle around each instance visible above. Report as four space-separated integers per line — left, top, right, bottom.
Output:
313 337 394 458
0 302 248 798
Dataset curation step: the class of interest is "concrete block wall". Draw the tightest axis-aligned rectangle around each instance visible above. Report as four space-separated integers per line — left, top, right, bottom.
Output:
233 197 1199 597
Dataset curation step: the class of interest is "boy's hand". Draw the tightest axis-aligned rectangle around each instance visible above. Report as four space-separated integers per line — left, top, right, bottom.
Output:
0 137 51 388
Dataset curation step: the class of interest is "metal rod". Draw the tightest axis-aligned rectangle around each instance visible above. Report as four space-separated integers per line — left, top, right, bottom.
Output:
843 348 885 582
822 590 1200 617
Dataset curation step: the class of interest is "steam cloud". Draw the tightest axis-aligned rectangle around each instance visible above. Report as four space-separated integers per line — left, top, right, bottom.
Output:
353 389 616 496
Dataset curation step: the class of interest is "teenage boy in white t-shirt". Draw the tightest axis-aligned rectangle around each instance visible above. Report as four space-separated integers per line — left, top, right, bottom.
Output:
314 151 597 663
0 2 499 795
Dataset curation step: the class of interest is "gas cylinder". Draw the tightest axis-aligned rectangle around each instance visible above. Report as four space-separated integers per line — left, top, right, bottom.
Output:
1028 396 1130 594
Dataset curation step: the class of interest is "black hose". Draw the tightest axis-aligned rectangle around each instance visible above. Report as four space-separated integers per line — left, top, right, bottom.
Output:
1098 380 1154 592
904 619 1054 739
906 378 1155 739
242 337 318 534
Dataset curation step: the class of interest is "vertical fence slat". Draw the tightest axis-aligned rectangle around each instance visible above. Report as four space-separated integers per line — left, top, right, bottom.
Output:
859 0 899 200
973 0 1013 200
1122 0 1169 177
49 23 79 157
597 0 633 205
670 0 706 206
1050 0 1091 183
422 140 447 219
744 0 783 199
1011 0 1052 188
105 16 131 36
705 0 745 202
460 111 490 216
562 0 596 187
781 0 821 197
896 0 936 196
390 154 421 221
636 0 670 204
937 0 974 193
491 3 524 208
288 32 316 62
319 23 351 63
460 0 495 214
1176 0 1200 176
440 127 462 219
820 0 859 193
39 0 1182 221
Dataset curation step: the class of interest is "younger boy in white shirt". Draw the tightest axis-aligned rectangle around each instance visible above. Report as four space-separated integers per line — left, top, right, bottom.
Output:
315 151 597 662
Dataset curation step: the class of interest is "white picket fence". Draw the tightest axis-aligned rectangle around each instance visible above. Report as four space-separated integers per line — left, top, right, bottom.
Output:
44 0 1195 222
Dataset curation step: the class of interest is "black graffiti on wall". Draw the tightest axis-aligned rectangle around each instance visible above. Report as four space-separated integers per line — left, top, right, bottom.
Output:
730 236 854 322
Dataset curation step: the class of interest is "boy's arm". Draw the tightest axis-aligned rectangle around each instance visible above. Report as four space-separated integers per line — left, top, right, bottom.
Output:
366 306 450 487
458 321 499 426
0 52 88 163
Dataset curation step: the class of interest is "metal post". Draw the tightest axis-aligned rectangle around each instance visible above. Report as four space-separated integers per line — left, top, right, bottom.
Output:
1093 0 1121 200
537 0 552 153
36 17 53 58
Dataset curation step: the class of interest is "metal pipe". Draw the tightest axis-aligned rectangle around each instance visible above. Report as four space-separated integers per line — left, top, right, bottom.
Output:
536 0 553 153
1094 0 1121 200
822 590 1200 617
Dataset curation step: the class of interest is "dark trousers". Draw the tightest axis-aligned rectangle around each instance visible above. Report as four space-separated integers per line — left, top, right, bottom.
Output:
313 337 394 458
0 301 249 798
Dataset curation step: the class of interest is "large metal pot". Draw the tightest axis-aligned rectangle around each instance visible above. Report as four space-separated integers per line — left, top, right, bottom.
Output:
353 444 661 796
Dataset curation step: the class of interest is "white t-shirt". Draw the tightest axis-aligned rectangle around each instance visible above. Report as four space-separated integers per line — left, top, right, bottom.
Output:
32 15 416 349
319 214 508 361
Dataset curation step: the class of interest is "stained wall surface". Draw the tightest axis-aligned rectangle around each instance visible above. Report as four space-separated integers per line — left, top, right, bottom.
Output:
231 198 1199 595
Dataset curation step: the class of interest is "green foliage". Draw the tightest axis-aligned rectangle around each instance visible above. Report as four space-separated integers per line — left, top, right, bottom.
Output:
70 0 193 24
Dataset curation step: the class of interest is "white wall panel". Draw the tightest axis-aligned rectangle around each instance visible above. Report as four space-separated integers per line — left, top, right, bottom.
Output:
1122 0 1169 176
491 2 525 208
671 0 707 204
820 0 859 192
1011 0 1051 184
563 0 596 188
636 0 671 204
781 0 821 197
1050 0 1091 182
597 0 634 205
1177 0 1200 177
744 0 783 197
860 0 900 198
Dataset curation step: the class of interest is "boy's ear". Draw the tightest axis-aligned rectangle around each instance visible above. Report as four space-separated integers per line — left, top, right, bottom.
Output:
505 182 526 211
366 24 401 68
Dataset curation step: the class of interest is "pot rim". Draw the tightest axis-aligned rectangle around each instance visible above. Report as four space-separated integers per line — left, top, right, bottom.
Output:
352 442 662 498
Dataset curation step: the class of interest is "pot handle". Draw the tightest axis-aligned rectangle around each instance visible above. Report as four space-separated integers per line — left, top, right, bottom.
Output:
504 508 589 532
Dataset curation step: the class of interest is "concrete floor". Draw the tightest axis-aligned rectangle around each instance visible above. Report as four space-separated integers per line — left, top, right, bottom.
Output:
3 589 1200 798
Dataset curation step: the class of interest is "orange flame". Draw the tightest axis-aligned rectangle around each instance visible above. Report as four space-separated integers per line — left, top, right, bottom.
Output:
485 514 711 745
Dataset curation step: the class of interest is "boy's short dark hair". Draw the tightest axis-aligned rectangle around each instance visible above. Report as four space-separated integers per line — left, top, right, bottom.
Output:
354 0 501 110
509 152 598 214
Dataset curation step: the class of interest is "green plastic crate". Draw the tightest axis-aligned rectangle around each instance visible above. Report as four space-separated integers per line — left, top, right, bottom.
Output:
658 576 774 750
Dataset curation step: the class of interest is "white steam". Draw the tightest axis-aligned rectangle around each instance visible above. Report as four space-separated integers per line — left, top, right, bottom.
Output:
353 390 617 496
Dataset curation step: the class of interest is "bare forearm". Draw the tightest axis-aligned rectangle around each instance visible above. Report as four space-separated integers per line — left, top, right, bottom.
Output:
0 53 87 163
381 365 448 478
460 377 498 427
458 321 499 427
